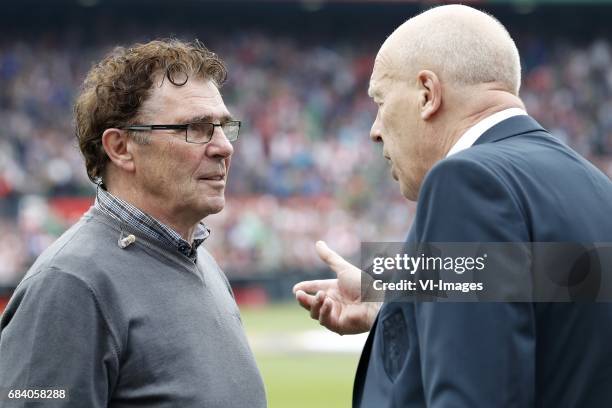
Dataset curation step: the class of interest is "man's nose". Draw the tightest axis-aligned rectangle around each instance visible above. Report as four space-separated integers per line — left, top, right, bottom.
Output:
370 118 383 143
207 128 234 158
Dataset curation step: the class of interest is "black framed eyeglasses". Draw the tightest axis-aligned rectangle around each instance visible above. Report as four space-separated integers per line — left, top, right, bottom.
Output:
119 120 241 144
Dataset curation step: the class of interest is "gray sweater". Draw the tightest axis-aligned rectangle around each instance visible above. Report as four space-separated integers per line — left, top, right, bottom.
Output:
0 207 267 407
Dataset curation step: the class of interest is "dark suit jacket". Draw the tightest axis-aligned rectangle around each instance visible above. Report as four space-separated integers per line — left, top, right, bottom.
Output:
353 115 612 407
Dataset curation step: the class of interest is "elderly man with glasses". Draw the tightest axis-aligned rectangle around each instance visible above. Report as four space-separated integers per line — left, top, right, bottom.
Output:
0 39 266 408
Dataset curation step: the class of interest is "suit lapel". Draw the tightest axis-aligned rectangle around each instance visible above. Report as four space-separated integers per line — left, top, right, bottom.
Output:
352 315 378 407
352 224 418 406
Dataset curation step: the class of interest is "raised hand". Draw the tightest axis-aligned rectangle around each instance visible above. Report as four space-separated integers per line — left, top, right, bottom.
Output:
292 241 380 335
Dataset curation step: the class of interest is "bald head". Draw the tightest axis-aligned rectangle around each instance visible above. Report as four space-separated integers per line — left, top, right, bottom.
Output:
379 4 521 95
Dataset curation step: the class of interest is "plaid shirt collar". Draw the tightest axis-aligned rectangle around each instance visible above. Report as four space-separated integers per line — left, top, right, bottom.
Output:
95 186 210 262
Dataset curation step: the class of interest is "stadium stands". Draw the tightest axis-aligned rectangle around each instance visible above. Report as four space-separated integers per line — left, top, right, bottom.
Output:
1 4 611 285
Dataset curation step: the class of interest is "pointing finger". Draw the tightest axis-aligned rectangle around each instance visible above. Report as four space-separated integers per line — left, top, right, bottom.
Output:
315 241 353 273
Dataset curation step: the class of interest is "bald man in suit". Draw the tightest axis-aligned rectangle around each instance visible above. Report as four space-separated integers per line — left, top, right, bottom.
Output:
294 5 612 407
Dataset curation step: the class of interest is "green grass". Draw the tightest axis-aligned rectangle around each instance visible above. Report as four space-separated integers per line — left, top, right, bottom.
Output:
240 302 323 333
256 353 357 408
240 303 359 408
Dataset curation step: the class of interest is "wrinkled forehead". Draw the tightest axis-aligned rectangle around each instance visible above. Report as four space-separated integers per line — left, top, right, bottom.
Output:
368 51 396 98
142 77 231 122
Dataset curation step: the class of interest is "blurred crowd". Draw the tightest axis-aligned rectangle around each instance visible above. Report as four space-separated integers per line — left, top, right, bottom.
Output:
1 28 611 284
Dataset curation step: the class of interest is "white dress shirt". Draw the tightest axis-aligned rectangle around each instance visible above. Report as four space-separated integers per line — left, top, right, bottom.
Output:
446 108 527 158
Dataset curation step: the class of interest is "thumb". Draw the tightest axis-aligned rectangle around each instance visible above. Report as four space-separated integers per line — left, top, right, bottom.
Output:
315 240 353 277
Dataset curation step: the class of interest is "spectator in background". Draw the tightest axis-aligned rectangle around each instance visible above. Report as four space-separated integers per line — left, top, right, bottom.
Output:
0 39 266 407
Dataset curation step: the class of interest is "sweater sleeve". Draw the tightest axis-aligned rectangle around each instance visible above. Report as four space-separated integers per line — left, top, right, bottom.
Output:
0 268 120 407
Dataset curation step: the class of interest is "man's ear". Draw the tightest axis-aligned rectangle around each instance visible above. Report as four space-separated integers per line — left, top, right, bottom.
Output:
101 128 135 173
417 70 442 120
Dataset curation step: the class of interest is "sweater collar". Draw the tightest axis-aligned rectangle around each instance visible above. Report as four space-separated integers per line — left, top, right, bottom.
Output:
94 185 209 262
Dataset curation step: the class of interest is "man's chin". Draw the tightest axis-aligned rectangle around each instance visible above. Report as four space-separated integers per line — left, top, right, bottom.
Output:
399 182 418 202
201 197 225 217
